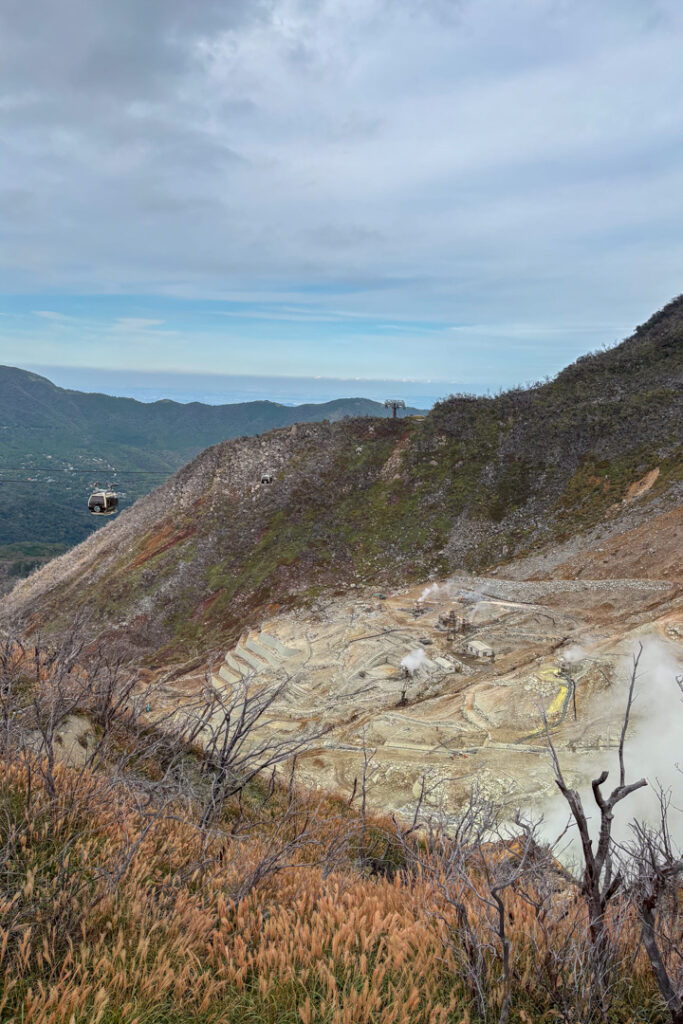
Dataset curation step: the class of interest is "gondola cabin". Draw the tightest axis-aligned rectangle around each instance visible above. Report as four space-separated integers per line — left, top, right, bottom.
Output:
88 489 119 516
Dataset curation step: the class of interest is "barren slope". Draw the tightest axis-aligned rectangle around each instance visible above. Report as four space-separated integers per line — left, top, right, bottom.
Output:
138 543 682 817
155 498 681 816
5 296 681 665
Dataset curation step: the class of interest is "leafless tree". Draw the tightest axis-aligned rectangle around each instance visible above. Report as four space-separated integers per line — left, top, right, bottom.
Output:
544 644 648 1012
620 671 683 1024
0 628 339 958
0 626 172 801
355 727 376 866
208 763 336 904
1 624 331 828
624 679 683 1022
156 671 332 830
394 788 538 1024
0 630 182 964
515 834 615 1023
624 787 683 1024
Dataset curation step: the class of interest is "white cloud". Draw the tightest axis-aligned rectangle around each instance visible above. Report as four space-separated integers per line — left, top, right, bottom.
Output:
115 318 165 330
33 311 71 321
4 0 683 373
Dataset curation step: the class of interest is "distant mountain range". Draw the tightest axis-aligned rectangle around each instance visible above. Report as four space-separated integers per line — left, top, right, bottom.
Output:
0 365 423 583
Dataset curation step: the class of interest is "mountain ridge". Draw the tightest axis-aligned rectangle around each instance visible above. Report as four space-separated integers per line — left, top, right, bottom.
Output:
0 364 424 580
3 295 682 663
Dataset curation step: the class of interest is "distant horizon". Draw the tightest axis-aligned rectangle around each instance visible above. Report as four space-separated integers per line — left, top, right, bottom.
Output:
18 363 452 409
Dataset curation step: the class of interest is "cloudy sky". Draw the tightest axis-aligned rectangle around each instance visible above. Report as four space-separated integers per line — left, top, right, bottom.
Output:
2 0 683 396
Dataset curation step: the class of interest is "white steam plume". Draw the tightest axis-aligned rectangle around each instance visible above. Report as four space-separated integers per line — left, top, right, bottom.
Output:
401 649 427 677
537 635 683 860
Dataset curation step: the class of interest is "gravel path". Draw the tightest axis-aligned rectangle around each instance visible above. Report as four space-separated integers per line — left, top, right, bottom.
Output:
444 573 674 603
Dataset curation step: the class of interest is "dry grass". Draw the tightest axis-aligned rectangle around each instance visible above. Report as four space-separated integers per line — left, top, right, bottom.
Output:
0 635 676 1023
0 752 671 1024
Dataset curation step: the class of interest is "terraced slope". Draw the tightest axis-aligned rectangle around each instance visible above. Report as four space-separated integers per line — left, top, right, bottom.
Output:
132 555 683 817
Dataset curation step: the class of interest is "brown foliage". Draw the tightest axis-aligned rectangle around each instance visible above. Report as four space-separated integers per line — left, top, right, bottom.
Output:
0 631 679 1023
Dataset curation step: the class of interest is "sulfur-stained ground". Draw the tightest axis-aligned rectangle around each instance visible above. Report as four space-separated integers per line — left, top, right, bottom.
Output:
166 565 682 818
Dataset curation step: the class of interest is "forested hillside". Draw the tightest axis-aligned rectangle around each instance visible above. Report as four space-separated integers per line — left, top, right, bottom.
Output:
0 365 421 583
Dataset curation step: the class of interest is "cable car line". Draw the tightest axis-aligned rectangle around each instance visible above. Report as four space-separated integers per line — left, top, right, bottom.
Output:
0 465 173 516
0 468 172 475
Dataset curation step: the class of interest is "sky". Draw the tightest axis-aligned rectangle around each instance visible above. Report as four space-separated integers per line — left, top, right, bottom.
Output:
2 0 683 400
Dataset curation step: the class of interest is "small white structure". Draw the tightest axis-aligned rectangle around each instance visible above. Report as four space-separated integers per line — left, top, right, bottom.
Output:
260 471 274 484
465 640 495 660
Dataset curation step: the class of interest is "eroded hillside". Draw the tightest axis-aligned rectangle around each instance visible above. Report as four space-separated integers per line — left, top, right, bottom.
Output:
146 500 681 818
4 296 681 666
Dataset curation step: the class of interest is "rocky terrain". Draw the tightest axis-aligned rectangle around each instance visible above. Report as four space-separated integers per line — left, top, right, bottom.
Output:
28 502 680 820
2 296 681 822
141 498 681 818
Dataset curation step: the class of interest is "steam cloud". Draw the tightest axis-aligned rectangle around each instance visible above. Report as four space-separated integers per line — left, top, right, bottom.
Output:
538 635 683 859
401 649 427 677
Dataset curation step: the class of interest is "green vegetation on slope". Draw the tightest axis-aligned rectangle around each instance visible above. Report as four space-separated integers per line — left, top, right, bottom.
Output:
0 364 424 555
5 295 682 660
